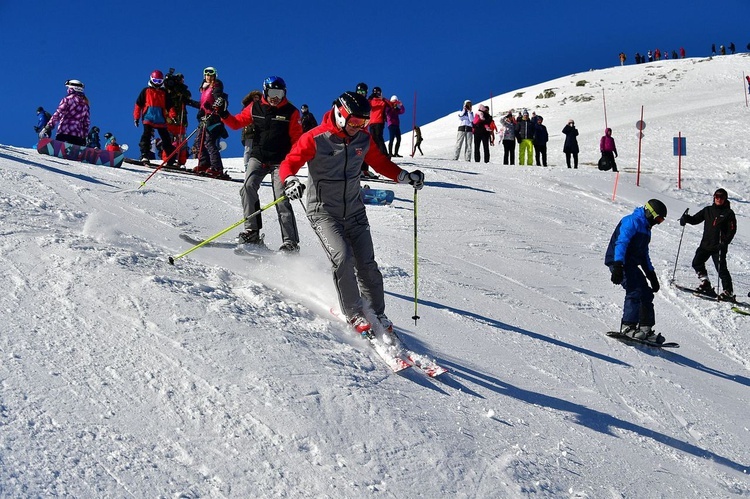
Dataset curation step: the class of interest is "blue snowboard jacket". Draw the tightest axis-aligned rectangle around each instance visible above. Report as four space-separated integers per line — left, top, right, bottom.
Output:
604 206 654 272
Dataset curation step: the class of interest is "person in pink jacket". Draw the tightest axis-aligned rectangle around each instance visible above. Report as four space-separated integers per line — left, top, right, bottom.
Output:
599 127 619 172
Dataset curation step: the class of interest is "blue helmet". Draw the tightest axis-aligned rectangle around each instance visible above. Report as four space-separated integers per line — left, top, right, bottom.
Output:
263 76 286 98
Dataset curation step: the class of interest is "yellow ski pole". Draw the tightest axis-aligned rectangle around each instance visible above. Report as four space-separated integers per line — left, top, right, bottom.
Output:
168 195 286 265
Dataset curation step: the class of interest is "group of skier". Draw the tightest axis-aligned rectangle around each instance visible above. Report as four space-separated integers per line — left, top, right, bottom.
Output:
606 190 738 344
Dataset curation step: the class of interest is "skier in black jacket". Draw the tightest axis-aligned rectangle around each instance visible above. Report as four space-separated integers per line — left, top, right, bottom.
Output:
680 188 737 301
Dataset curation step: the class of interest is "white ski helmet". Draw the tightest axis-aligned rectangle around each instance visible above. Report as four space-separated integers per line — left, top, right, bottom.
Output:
65 79 85 92
390 95 398 102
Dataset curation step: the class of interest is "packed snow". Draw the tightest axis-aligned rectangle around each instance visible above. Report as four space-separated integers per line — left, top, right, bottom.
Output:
1 54 749 497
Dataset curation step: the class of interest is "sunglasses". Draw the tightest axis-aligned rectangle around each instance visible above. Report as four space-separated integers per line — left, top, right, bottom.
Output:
203 68 216 76
267 88 285 100
346 116 370 129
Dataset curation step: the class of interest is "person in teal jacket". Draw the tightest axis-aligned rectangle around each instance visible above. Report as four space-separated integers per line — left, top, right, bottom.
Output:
605 199 668 343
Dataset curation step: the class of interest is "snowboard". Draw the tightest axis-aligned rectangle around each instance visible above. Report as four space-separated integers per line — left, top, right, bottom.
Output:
606 331 680 348
362 186 395 205
37 138 124 168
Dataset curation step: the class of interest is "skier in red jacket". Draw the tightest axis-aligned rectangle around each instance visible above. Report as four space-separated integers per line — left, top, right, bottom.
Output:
277 91 424 337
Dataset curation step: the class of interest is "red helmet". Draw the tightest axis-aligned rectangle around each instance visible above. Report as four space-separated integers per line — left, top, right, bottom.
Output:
150 70 164 86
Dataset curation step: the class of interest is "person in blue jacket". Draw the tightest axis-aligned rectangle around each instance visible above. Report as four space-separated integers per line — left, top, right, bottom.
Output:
605 199 668 343
34 107 51 134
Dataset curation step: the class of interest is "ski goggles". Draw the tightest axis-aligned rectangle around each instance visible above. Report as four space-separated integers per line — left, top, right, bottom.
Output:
266 88 285 101
644 203 665 224
203 67 217 76
151 78 164 85
345 115 370 130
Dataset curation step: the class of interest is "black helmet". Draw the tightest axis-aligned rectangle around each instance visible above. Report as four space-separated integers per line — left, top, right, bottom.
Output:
644 199 667 224
356 82 368 95
333 91 371 129
36 106 44 113
91 126 99 133
372 86 382 96
104 132 113 139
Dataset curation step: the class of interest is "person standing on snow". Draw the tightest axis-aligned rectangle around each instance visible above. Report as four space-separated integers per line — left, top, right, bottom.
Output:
38 80 90 147
367 86 389 156
472 104 493 163
679 188 737 301
605 199 668 344
533 116 549 166
300 104 318 132
500 113 516 165
562 119 579 168
386 95 406 157
453 100 474 161
219 76 302 252
515 110 535 165
133 70 176 164
599 127 618 172
192 67 229 177
278 91 425 337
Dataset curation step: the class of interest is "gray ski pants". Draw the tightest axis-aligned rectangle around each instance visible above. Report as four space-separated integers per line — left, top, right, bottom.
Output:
309 211 386 320
241 158 299 244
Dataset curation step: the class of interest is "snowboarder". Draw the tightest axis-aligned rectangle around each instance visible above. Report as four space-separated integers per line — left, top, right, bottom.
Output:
103 132 122 152
605 199 668 344
34 107 51 135
86 126 101 149
278 91 424 336
133 70 176 164
219 76 302 252
679 188 737 301
38 80 90 147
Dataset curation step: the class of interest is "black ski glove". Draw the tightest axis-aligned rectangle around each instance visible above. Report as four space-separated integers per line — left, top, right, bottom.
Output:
611 262 624 285
645 270 660 293
679 214 687 226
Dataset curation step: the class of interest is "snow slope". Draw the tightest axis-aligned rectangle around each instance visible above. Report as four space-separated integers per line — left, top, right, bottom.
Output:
1 54 749 497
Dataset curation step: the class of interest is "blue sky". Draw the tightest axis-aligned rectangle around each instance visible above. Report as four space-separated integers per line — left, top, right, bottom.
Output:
4 0 750 158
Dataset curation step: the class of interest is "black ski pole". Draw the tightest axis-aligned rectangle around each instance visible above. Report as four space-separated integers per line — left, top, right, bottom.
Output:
670 208 690 284
412 188 420 325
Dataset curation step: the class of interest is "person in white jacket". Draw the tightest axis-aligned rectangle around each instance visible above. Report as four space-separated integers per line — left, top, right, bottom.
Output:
453 100 474 161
